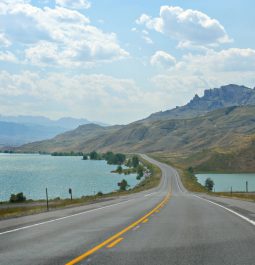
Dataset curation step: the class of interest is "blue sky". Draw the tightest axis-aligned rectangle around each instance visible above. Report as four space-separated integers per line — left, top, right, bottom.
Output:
0 0 255 124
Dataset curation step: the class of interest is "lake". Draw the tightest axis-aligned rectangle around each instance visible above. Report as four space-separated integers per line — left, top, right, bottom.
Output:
0 154 139 201
196 173 255 192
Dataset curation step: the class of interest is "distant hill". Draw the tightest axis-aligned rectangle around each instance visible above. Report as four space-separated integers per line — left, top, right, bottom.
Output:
146 84 255 121
18 105 255 153
17 84 255 172
0 121 63 147
0 115 108 147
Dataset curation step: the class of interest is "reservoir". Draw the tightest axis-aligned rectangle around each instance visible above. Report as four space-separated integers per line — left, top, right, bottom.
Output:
196 173 255 192
0 154 138 201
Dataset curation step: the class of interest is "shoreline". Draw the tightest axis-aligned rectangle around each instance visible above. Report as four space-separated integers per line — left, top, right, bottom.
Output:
0 154 162 220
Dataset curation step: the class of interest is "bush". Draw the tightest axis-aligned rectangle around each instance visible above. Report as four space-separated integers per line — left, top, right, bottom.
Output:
137 164 144 178
9 192 26 203
89 151 101 160
103 152 126 165
118 179 129 191
97 191 103 196
132 156 139 168
116 165 123 174
205 178 214 191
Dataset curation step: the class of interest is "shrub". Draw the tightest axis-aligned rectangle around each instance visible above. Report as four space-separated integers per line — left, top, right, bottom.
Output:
9 192 26 203
97 191 103 196
116 165 123 174
205 178 214 191
118 179 129 191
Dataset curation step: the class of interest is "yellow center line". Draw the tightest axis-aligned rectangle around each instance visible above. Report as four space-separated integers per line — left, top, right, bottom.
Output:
106 237 124 249
65 192 171 265
142 219 149 223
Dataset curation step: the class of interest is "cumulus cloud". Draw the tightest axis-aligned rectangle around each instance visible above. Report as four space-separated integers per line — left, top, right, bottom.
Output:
179 48 255 72
56 0 91 10
151 48 255 106
150 51 176 68
0 1 128 66
136 5 231 47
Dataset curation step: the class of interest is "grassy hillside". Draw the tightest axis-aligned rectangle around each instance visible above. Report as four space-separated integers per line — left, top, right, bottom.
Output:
151 138 255 174
18 106 255 160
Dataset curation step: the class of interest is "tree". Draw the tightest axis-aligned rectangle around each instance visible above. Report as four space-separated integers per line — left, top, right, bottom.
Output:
132 156 139 168
125 158 132 168
116 165 123 174
9 192 26 203
205 178 214 191
137 164 144 179
115 153 126 165
89 151 101 160
83 154 88 160
187 167 194 174
118 179 129 191
104 152 126 165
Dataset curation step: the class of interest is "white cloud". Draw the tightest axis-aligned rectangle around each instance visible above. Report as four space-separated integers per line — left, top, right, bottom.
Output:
0 2 128 66
142 35 153 44
0 51 17 62
0 33 11 47
150 51 176 68
56 0 91 10
0 71 172 123
151 48 255 107
136 6 231 47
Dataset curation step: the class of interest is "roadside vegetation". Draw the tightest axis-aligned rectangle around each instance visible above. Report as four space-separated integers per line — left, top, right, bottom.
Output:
150 153 255 202
0 153 162 219
51 151 83 156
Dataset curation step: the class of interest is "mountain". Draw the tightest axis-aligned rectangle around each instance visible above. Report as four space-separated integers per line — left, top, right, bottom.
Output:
146 84 255 121
19 124 123 152
18 105 255 153
17 84 255 171
0 115 108 147
0 121 64 147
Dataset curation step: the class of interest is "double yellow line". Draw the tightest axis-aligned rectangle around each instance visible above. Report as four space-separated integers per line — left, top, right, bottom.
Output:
66 192 171 265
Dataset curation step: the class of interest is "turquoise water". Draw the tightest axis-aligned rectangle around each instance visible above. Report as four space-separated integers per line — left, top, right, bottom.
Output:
196 173 255 192
0 154 139 201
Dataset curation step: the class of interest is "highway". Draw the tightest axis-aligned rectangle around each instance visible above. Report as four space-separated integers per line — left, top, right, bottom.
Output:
0 155 254 265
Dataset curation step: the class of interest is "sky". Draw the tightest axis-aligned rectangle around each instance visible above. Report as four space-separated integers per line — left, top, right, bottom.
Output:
0 0 255 124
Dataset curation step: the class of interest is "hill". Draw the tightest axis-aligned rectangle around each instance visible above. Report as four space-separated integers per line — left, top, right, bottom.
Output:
19 124 123 152
18 105 255 155
146 84 255 121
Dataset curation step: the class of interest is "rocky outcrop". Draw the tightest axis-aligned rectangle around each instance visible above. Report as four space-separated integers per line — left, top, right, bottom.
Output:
147 84 255 121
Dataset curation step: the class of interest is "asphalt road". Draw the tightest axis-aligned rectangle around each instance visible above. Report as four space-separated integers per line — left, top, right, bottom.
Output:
0 155 254 265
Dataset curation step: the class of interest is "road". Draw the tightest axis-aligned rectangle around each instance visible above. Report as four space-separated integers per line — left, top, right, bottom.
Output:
0 155 254 265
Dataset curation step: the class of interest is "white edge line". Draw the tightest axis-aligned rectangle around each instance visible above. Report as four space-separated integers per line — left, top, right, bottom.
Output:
0 198 136 236
145 192 157 197
193 195 255 226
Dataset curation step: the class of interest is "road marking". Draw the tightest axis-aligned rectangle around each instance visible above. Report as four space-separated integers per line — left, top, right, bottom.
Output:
65 192 171 265
142 219 149 223
145 192 157 197
0 198 140 236
107 237 124 249
156 210 160 213
194 195 255 226
175 173 183 192
132 225 140 231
